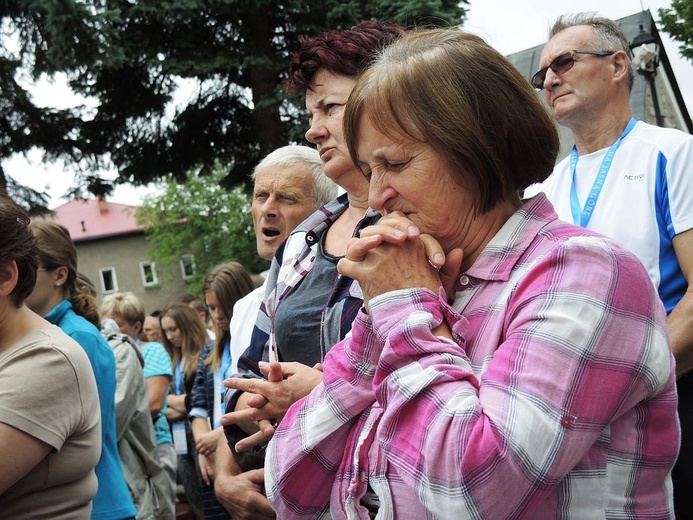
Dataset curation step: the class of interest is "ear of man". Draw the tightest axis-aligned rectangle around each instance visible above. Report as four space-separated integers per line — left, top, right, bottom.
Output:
611 50 631 86
133 320 143 338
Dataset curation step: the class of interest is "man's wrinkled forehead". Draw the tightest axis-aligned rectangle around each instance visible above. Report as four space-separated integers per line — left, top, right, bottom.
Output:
541 25 595 66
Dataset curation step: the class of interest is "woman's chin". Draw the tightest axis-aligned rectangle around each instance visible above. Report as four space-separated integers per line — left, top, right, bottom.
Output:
324 158 355 181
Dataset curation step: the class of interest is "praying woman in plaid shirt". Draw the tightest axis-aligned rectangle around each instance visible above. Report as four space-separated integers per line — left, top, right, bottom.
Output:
265 28 680 519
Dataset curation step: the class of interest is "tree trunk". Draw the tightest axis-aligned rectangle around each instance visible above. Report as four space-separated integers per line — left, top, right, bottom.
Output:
244 13 287 160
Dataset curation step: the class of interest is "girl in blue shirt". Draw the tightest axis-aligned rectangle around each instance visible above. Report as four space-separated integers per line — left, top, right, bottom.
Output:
27 221 136 520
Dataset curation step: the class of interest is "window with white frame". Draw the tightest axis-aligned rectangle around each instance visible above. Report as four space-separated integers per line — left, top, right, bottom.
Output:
140 261 158 288
180 254 196 280
99 267 119 294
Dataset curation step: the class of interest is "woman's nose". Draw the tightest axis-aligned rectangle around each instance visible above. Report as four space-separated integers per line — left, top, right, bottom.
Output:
305 116 326 144
368 172 396 212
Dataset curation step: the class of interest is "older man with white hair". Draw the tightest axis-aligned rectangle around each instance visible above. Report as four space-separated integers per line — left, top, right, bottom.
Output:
214 144 337 519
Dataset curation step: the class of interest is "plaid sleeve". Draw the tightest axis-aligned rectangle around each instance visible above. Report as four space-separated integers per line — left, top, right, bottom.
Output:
367 236 677 518
265 310 380 519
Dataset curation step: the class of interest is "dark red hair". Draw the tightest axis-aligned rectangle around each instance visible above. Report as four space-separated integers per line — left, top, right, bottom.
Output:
284 20 407 94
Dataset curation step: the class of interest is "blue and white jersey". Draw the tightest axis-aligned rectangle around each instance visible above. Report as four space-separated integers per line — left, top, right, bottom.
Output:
526 120 693 313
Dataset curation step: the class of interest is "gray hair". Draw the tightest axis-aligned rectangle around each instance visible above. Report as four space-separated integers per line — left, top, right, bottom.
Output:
550 13 634 92
251 145 337 209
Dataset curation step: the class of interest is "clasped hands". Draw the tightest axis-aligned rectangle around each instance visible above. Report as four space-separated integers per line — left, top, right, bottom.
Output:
221 361 323 452
221 213 463 452
338 211 463 310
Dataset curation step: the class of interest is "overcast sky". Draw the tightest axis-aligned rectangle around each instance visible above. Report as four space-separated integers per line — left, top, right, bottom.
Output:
7 0 691 209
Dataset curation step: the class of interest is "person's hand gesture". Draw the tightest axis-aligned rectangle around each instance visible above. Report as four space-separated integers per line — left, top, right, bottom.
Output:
221 361 323 452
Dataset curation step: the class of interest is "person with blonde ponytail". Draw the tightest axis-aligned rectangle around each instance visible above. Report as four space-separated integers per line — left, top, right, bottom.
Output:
26 221 137 520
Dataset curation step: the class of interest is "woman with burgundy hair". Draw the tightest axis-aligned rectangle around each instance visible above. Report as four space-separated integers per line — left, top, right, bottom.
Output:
214 21 409 519
226 19 409 445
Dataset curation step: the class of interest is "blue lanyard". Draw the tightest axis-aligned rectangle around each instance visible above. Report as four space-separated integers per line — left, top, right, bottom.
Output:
569 118 636 227
220 336 232 384
211 338 232 429
174 362 183 395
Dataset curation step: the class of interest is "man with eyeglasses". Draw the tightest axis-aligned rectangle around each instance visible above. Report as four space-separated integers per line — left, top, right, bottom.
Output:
526 13 693 517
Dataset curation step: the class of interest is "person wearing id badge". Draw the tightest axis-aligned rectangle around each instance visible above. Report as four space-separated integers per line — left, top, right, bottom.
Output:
26 221 137 520
188 261 256 519
524 14 693 516
161 302 209 518
100 291 176 520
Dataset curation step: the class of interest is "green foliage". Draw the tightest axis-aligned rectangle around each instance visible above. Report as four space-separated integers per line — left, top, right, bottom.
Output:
1 166 51 215
1 0 468 213
659 1 693 62
135 163 267 295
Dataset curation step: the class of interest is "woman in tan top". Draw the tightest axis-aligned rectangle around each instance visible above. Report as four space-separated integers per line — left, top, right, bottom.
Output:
0 197 101 519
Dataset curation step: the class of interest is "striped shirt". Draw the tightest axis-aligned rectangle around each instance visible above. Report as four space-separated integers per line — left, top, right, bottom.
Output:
266 194 679 519
235 192 379 375
140 341 173 445
224 194 379 459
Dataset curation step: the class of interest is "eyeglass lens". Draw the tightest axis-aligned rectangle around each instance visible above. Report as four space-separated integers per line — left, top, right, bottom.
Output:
531 52 574 89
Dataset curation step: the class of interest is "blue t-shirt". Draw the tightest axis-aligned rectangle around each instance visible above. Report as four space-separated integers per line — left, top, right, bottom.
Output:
140 341 173 445
45 300 137 520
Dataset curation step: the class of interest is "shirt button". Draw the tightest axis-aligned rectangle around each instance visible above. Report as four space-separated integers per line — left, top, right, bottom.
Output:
561 416 574 428
459 275 469 285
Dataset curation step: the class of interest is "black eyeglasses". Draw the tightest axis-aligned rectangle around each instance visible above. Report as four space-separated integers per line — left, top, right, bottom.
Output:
531 49 616 89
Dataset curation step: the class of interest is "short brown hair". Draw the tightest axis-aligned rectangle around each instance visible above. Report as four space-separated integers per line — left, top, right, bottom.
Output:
0 197 38 307
344 29 559 215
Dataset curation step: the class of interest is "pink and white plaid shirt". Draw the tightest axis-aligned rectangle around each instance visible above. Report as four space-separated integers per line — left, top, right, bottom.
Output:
266 195 679 519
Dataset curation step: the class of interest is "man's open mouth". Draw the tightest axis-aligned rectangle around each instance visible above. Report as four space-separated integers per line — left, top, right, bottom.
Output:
263 227 281 237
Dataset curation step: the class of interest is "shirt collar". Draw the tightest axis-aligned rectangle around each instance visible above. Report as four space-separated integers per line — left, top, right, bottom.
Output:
43 299 72 324
466 193 558 282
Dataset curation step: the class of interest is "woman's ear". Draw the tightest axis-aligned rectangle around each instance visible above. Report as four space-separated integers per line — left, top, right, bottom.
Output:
0 261 19 298
54 266 69 287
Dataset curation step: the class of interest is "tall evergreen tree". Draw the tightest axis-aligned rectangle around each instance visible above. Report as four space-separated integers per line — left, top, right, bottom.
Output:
1 1 467 211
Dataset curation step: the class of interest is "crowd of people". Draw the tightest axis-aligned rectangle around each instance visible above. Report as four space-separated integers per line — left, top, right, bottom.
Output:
0 11 691 520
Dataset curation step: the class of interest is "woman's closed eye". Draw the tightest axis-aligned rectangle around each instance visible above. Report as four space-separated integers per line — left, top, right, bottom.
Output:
384 160 408 171
325 103 341 115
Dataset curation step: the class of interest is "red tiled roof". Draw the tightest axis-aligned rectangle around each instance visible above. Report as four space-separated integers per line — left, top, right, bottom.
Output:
36 198 142 242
